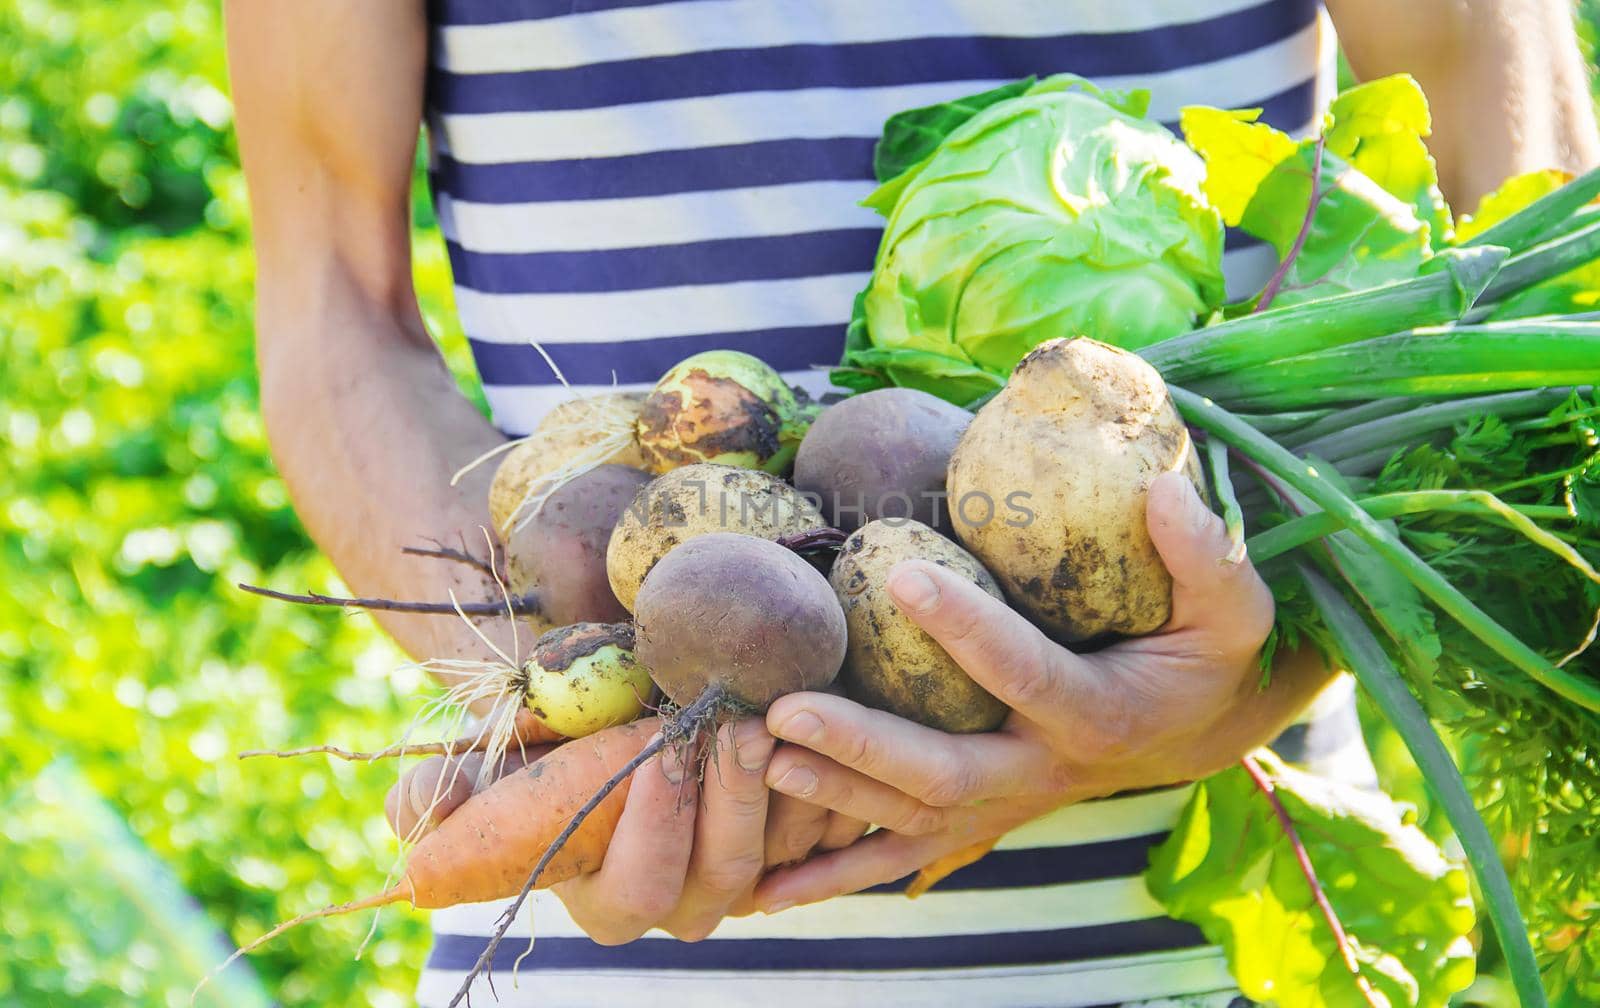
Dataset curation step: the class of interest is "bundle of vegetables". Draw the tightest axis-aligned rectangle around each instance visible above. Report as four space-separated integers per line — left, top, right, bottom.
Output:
215 73 1600 1008
839 74 1600 1006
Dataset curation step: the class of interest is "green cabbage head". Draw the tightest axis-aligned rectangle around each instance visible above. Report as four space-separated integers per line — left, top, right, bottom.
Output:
851 76 1226 406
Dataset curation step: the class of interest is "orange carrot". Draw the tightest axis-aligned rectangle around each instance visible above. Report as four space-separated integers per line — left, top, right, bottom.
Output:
402 716 652 906
206 718 657 979
905 838 998 898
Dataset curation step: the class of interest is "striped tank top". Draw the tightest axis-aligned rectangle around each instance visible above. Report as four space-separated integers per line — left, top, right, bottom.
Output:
421 2 1362 1005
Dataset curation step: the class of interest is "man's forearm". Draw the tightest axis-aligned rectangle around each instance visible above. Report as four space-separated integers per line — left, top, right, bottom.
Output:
1330 0 1600 209
257 274 513 666
229 0 516 670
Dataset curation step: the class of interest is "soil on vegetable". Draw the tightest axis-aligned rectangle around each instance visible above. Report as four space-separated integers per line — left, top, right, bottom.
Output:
638 368 784 468
534 622 636 672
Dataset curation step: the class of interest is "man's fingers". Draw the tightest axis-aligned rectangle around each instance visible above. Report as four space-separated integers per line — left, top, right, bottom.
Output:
384 746 543 840
552 739 699 945
664 719 775 941
766 749 950 836
817 813 870 852
885 559 1094 729
1145 471 1275 650
764 791 830 868
766 691 1037 805
754 829 948 912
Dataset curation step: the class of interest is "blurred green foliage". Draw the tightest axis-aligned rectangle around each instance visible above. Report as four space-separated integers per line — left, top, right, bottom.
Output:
0 2 474 1005
3 2 1600 1007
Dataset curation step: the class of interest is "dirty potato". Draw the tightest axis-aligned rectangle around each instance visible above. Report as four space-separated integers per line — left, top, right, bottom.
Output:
830 519 1008 733
946 337 1203 643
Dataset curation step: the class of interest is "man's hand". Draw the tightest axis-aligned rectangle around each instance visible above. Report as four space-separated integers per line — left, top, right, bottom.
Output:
550 718 775 943
752 471 1333 911
386 716 867 941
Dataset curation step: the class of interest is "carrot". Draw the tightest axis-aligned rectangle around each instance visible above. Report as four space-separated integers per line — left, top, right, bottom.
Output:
905 838 998 898
196 719 658 1003
401 717 653 906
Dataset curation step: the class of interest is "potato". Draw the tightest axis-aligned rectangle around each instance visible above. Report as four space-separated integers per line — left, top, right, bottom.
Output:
830 520 1007 733
793 388 971 533
489 392 648 534
505 464 652 627
606 463 828 612
522 623 653 738
634 533 846 709
946 337 1203 642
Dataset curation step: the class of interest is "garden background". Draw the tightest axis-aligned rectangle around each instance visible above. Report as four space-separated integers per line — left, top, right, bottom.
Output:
2 3 1597 1006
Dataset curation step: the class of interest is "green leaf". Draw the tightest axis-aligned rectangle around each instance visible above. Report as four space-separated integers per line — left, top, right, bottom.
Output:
1568 454 1600 527
831 289 892 393
1180 105 1300 225
1455 169 1571 244
840 346 1005 405
1185 75 1454 307
1322 75 1453 249
1146 752 1477 1008
1238 142 1432 307
870 77 1038 185
844 345 1004 404
871 75 1156 187
1458 166 1600 253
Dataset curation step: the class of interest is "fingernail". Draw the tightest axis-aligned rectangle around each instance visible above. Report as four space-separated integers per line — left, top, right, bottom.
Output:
770 765 818 798
660 745 688 785
776 710 824 745
733 720 775 774
763 900 796 915
889 566 940 613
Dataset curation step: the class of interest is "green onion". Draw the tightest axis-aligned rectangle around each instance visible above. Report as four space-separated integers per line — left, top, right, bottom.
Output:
1236 408 1340 436
1140 246 1506 383
1170 386 1600 713
1293 388 1585 469
1480 217 1600 304
1300 568 1548 1008
1461 165 1600 254
1189 326 1600 410
1250 491 1598 585
1203 435 1247 564
1280 397 1419 448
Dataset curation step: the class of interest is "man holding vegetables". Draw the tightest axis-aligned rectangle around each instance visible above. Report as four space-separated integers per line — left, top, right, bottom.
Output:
226 0 1597 1004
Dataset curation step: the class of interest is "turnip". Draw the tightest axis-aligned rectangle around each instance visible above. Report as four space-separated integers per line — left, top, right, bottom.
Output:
503 464 651 627
237 617 650 813
829 520 1008 733
479 354 815 552
519 622 653 738
606 462 832 612
793 387 972 533
636 350 810 474
485 391 648 535
946 337 1203 642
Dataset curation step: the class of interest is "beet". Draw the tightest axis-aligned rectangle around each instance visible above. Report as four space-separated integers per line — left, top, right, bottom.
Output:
633 532 846 710
504 464 652 626
793 388 971 533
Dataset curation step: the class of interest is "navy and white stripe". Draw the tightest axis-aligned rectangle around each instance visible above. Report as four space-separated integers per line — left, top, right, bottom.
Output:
426 0 1333 436
421 3 1351 1004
